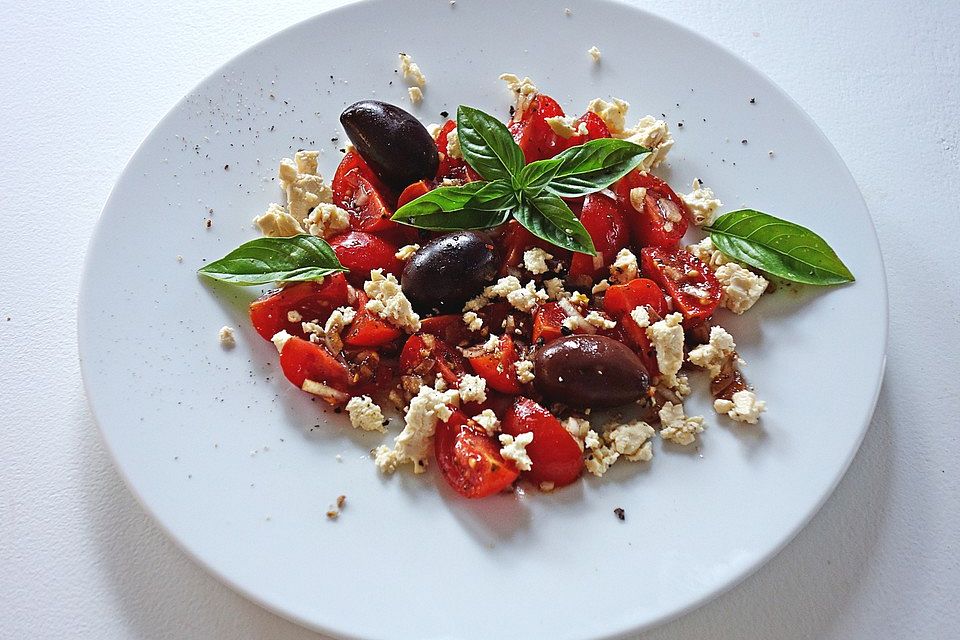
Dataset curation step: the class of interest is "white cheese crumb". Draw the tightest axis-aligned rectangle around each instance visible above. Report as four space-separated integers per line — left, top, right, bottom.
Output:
485 276 547 312
463 295 489 312
175 255 183 263
659 401 705 446
564 416 591 451
500 73 538 120
714 390 766 424
499 432 534 471
606 420 655 462
254 203 304 237
345 395 387 432
218 326 236 348
592 279 611 295
472 409 501 435
304 202 350 239
301 379 350 404
458 374 488 404
483 334 500 352
395 244 420 261
628 186 647 213
287 310 303 323
714 263 769 314
544 115 580 140
523 247 553 275
646 312 685 388
446 129 463 159
364 269 421 332
271 330 292 353
587 97 630 134
568 291 589 306
322 306 357 353
544 277 566 300
462 311 483 332
426 123 442 139
375 385 460 474
408 86 423 104
681 179 722 227
620 116 675 171
674 374 692 399
629 306 651 328
398 53 426 86
609 248 639 283
584 311 616 329
515 358 535 383
688 326 737 378
584 429 620 476
278 153 334 220
686 237 732 268
587 46 602 62
584 429 602 451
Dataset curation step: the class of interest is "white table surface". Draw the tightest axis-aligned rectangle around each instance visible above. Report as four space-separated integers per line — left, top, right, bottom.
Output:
2 1 958 638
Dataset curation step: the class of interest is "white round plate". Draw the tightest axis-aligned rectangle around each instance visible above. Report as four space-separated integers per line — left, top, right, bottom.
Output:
79 1 887 638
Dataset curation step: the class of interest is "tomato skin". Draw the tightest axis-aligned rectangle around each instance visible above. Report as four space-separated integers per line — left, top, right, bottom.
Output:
641 246 722 324
343 291 402 348
498 219 567 276
278 336 351 392
435 410 519 498
328 231 402 286
466 334 524 394
397 180 431 208
568 192 629 281
502 397 583 487
332 151 392 208
400 333 469 385
532 302 567 345
509 94 566 162
562 111 612 149
603 278 667 318
248 275 349 341
615 171 689 249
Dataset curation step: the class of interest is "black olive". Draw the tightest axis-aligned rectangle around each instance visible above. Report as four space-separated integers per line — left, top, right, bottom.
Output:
401 231 499 314
340 100 439 191
533 335 649 409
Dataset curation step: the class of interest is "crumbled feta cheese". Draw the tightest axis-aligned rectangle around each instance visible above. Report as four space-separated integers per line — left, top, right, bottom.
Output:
395 244 420 261
426 123 442 139
278 153 334 220
294 150 319 175
584 429 602 451
544 116 582 139
628 186 647 213
646 312 685 388
515 358 536 384
592 279 611 294
674 374 692 399
483 334 500 352
587 46 602 62
564 416 591 450
408 86 423 104
659 401 705 445
686 236 732 268
322 306 357 353
458 374 487 404
345 395 387 432
499 432 534 471
364 269 421 332
302 379 350 404
472 409 501 435
523 247 553 275
585 432 620 477
304 202 350 239
568 291 589 306
681 179 722 226
446 128 462 159
619 116 675 171
254 203 304 237
463 295 489 312
218 326 236 347
398 53 426 86
375 385 460 474
462 311 483 332
584 311 616 329
606 420 655 462
287 310 303 323
714 263 769 314
714 390 766 424
609 248 638 283
561 316 582 332
485 275 521 298
271 330 292 353
587 97 630 134
500 73 538 120
688 326 737 378
629 306 651 328
544 277 566 300
485 276 547 312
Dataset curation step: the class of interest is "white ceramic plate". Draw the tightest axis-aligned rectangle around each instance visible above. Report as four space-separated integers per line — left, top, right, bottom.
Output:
79 1 887 638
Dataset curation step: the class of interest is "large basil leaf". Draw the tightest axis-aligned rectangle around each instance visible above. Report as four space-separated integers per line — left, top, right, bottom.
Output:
198 235 347 285
515 193 597 255
391 180 516 230
543 139 650 198
456 105 525 181
707 209 855 285
516 157 563 196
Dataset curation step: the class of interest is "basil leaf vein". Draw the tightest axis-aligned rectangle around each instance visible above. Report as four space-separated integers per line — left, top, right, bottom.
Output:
544 139 650 198
515 193 597 256
456 105 525 181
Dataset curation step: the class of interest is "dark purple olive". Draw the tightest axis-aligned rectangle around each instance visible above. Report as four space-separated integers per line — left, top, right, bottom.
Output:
401 231 499 314
533 335 649 409
340 100 439 191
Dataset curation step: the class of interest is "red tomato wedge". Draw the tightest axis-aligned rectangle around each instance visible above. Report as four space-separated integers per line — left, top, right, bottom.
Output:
397 180 431 208
465 334 524 394
509 94 566 162
435 410 519 498
278 336 351 403
640 246 722 324
502 397 583 487
602 278 668 318
328 231 402 285
248 275 349 341
561 111 612 149
332 151 392 208
343 291 402 348
615 171 690 249
568 192 629 281
400 333 469 385
498 220 566 277
532 302 568 345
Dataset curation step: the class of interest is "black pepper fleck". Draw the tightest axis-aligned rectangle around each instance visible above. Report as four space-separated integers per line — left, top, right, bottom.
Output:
741 139 748 144
614 507 625 521
440 110 449 118
223 164 229 170
749 97 756 104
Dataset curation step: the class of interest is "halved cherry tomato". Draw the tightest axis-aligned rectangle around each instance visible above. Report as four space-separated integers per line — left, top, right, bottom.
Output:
615 171 689 249
641 246 722 324
532 302 568 344
400 333 468 385
343 291 402 348
331 151 392 208
498 220 567 276
568 192 628 281
347 174 396 234
418 314 472 347
603 278 668 318
509 94 565 162
465 334 524 394
397 180 431 208
502 397 583 487
328 231 402 285
435 410 519 498
603 304 661 375
561 111 612 149
248 274 349 341
433 120 482 183
278 336 351 397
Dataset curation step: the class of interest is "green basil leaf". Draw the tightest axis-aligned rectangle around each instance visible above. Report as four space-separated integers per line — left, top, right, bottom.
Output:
543 138 650 198
457 105 525 181
198 235 347 285
706 209 855 285
393 208 512 231
392 181 513 221
516 158 563 196
515 193 597 256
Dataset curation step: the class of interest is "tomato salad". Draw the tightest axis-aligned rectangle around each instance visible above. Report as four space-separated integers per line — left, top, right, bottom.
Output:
201 72 851 499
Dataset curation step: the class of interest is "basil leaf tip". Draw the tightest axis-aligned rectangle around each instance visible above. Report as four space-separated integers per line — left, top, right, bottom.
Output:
198 235 347 285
